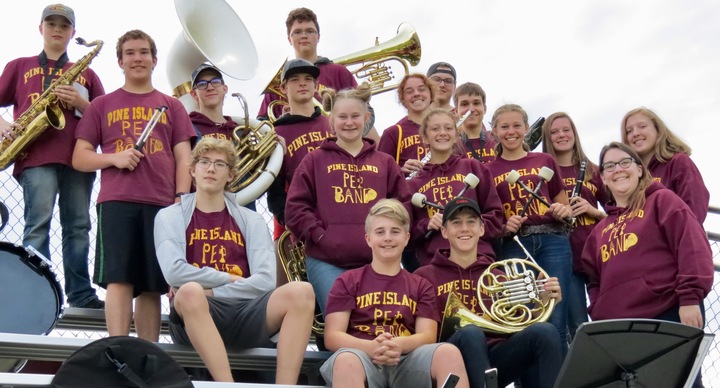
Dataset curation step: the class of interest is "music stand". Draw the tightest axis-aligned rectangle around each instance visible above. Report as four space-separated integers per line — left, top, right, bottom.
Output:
554 319 714 388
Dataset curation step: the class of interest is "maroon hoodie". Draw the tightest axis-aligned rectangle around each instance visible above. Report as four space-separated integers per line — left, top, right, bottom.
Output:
580 182 713 321
285 137 410 267
378 116 429 168
647 153 709 224
188 111 237 142
414 249 506 346
406 154 505 266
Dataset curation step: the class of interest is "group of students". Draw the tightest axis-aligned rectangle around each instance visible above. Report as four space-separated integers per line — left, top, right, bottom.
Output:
0 3 715 388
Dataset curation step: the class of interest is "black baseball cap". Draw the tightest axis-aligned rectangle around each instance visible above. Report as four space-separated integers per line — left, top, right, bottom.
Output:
427 62 457 80
191 63 223 87
281 59 320 82
442 197 481 225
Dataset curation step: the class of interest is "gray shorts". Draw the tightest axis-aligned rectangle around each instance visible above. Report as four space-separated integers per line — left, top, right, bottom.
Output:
320 343 442 388
169 290 275 350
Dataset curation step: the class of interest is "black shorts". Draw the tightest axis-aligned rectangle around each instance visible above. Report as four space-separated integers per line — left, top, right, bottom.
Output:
94 201 167 295
169 290 275 350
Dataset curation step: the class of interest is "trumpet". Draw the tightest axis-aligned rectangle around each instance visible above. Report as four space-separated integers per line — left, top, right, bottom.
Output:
439 236 555 341
134 106 168 152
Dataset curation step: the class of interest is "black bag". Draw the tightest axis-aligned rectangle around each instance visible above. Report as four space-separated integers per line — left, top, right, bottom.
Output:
51 336 193 388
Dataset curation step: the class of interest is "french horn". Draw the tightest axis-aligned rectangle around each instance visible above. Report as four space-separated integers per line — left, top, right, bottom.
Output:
439 236 555 341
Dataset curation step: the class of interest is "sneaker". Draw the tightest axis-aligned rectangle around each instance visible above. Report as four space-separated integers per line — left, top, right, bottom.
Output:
73 298 105 309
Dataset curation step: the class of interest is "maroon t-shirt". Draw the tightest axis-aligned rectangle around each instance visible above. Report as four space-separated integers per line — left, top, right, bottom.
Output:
75 88 196 206
558 164 607 271
189 111 237 143
0 55 105 178
326 264 439 340
406 154 505 266
378 116 429 168
485 152 565 226
257 61 357 120
461 129 497 164
185 207 250 278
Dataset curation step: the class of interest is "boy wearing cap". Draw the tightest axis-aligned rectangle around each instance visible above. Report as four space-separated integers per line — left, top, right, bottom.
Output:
427 62 457 111
257 7 356 122
73 29 196 341
188 63 236 142
154 137 314 383
455 82 497 164
321 198 470 388
414 197 563 388
267 59 330 247
0 3 105 309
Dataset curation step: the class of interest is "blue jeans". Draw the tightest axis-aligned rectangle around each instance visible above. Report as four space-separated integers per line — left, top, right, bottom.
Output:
20 164 98 306
447 323 562 388
305 256 347 317
566 272 588 342
495 232 572 356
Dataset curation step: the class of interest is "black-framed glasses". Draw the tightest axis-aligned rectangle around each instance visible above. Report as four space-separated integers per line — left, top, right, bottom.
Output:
430 76 455 86
196 158 230 171
193 78 224 90
290 28 318 37
601 157 635 172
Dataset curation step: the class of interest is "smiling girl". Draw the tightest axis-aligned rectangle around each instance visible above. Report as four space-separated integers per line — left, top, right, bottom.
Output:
285 83 410 316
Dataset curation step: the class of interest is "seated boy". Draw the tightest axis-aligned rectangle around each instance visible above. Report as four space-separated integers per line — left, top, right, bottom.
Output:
322 198 469 387
415 197 563 388
153 137 315 383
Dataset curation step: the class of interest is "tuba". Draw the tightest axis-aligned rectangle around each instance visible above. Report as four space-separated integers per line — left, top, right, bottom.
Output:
276 230 325 335
262 23 421 122
167 0 282 206
439 237 555 341
0 38 103 170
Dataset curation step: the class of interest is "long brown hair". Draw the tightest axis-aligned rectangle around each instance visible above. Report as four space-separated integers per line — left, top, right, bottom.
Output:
598 142 653 218
542 112 598 179
620 107 691 162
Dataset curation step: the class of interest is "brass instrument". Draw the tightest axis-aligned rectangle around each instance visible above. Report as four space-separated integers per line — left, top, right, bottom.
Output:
439 236 555 341
0 38 103 170
263 23 422 122
228 93 283 206
276 230 325 335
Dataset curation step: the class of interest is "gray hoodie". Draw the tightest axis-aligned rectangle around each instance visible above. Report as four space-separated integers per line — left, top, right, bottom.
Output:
154 192 276 299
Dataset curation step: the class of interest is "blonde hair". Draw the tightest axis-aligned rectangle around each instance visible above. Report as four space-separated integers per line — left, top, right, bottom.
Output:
191 137 239 190
491 104 530 156
321 82 372 115
364 199 410 233
620 107 691 162
419 108 464 156
599 142 653 219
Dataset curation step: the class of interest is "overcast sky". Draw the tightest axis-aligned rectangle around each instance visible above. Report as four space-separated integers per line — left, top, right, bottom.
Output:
2 0 719 229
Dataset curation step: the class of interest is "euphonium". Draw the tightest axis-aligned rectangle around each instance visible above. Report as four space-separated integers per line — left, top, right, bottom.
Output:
0 38 103 170
439 237 555 341
276 230 325 335
262 23 421 122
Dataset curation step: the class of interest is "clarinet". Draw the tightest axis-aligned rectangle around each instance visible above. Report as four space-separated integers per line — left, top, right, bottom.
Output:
570 160 587 226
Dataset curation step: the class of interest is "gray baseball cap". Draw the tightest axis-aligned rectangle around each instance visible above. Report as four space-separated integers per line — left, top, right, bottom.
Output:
41 4 75 26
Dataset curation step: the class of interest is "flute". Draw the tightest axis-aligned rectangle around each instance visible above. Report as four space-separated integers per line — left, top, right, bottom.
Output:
406 110 473 180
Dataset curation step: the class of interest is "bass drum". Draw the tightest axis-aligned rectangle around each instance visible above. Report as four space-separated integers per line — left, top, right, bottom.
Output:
0 242 64 372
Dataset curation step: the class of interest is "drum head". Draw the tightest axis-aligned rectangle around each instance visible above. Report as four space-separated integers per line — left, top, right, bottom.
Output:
0 242 63 335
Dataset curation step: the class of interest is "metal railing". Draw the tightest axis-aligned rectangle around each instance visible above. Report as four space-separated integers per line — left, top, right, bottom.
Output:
0 106 718 384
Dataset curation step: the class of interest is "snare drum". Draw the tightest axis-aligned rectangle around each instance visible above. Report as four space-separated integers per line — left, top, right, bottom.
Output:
0 242 64 372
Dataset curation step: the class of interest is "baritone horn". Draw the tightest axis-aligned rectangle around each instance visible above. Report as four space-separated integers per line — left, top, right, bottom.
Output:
262 23 421 121
439 236 555 341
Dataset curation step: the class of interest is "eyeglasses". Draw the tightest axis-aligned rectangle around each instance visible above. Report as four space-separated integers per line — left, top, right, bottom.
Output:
430 76 455 86
196 158 230 171
193 78 224 90
601 157 635 172
290 28 318 37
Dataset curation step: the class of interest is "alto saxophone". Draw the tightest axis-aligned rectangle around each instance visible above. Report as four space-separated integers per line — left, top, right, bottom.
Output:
0 38 103 170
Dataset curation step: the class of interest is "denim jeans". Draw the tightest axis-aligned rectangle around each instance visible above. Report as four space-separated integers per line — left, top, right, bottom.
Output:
565 272 589 342
20 164 98 306
447 323 562 388
495 232 572 356
305 256 348 317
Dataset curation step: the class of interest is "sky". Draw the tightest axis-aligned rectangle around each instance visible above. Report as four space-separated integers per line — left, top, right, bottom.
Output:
1 0 719 227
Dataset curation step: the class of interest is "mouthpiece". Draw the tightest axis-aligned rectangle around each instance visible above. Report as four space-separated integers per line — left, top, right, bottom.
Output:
464 173 480 189
505 170 521 185
411 192 428 208
538 167 554 182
